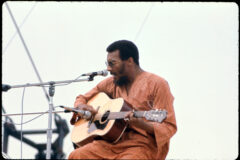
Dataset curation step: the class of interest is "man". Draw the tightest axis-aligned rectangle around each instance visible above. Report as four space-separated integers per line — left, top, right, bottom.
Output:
68 40 177 159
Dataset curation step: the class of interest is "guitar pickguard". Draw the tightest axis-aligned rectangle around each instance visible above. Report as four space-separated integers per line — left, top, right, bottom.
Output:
87 120 109 133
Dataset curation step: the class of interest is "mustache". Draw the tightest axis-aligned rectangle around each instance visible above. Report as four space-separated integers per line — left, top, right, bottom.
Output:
110 72 116 75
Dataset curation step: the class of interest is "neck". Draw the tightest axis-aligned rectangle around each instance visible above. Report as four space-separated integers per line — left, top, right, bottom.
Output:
126 66 143 84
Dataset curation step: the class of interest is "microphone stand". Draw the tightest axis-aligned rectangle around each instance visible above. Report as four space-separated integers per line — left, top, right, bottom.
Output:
3 76 94 159
2 110 68 117
46 82 54 159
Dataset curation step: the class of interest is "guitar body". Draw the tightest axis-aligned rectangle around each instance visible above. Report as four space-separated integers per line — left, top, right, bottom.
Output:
71 92 131 147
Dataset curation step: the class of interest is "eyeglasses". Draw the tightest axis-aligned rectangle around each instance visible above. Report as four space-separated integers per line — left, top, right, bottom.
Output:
105 60 121 67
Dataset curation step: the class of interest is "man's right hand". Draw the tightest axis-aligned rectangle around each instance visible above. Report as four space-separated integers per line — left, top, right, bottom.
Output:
70 104 97 124
76 104 98 116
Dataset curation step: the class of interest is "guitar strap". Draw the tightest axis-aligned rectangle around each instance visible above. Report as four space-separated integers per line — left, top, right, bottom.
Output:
113 123 129 144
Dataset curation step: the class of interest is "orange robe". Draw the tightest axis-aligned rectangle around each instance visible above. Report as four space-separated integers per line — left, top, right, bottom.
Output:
69 71 177 159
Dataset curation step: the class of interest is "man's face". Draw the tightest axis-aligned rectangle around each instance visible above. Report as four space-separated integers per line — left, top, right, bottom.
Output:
106 50 129 86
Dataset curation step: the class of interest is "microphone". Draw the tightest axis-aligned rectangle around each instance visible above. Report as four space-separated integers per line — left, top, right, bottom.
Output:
81 69 108 77
60 106 92 119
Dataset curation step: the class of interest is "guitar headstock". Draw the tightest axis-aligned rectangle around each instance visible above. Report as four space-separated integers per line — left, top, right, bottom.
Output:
144 109 167 123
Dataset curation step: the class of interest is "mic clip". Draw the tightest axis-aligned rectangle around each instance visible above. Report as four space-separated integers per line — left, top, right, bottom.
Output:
64 110 71 113
88 74 95 81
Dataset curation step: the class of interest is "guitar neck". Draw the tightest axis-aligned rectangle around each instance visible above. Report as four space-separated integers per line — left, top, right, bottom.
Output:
108 111 146 120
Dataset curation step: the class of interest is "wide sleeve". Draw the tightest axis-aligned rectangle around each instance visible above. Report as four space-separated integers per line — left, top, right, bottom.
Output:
151 78 177 158
70 77 115 125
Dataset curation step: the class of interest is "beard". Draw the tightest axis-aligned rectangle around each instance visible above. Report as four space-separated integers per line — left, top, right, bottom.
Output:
114 76 129 86
112 63 130 86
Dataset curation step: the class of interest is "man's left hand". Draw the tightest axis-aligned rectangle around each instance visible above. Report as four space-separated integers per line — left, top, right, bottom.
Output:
124 111 154 135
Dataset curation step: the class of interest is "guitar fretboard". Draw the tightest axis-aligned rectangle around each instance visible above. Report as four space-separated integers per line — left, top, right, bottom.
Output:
107 111 146 120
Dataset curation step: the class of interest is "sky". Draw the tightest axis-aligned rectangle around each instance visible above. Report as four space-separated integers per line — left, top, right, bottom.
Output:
2 1 239 159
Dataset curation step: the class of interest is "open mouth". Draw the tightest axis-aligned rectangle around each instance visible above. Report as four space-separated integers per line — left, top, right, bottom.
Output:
110 72 116 76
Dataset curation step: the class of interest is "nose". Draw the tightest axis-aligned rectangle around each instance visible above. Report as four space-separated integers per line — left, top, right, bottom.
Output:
107 66 112 72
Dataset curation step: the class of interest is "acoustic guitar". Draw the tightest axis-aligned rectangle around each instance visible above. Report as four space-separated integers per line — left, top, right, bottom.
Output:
71 92 167 147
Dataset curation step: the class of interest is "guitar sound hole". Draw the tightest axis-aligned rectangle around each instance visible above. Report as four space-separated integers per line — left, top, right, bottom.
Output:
101 111 110 123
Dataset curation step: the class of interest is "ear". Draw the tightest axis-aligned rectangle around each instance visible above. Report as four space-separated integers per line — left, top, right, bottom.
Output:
127 57 134 65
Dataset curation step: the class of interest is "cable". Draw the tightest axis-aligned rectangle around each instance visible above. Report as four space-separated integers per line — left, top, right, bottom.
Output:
2 2 37 55
1 106 61 126
43 74 89 87
134 3 154 41
20 86 26 159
